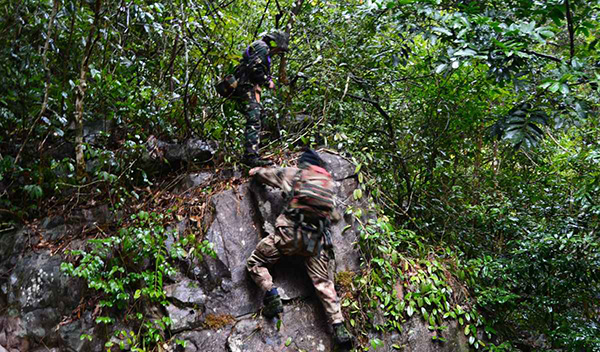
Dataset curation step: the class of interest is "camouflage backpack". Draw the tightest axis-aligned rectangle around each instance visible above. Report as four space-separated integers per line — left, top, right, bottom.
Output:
288 165 335 219
286 165 336 255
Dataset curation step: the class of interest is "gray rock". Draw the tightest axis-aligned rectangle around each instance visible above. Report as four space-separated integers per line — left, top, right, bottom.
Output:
40 216 65 230
83 118 112 144
44 225 70 243
199 184 264 316
3 249 84 350
57 311 103 352
226 297 331 352
0 316 24 350
319 151 356 181
0 228 29 271
166 305 204 333
165 280 207 307
8 251 80 314
179 172 214 192
170 328 231 352
145 136 216 164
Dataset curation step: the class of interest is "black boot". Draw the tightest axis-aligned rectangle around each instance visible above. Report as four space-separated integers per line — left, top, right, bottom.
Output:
243 155 273 167
262 288 283 318
332 323 353 346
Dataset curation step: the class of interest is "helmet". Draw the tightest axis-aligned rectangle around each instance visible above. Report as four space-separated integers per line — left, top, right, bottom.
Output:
262 30 289 52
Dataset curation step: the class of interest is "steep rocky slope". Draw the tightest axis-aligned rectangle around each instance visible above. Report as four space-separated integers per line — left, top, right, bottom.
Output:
0 152 469 352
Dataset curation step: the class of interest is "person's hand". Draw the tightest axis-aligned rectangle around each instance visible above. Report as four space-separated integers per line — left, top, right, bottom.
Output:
249 167 262 176
268 80 275 89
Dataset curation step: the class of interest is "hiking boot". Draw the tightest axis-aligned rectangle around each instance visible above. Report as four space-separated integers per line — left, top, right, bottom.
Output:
243 155 273 168
262 289 283 318
332 323 353 346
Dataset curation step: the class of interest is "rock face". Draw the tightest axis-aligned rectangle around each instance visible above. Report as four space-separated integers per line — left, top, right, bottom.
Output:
145 136 216 164
0 151 471 352
0 221 102 352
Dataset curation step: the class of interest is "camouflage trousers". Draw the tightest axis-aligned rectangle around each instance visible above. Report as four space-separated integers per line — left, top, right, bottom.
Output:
246 226 344 324
236 86 263 158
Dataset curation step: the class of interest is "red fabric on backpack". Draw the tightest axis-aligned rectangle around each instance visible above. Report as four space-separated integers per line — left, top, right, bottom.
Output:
289 165 335 219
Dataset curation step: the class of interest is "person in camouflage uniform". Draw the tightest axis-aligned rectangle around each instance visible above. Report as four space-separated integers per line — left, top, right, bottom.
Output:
246 150 353 347
233 30 289 167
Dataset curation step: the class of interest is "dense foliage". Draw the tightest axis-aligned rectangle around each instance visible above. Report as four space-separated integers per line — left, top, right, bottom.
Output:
1 0 599 350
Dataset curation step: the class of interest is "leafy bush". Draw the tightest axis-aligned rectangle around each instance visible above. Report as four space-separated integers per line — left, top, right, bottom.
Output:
61 210 216 349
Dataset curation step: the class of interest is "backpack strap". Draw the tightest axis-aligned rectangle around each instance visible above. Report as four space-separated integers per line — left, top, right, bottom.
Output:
283 169 303 214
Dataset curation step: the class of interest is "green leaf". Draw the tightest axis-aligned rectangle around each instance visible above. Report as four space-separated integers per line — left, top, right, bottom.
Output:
354 163 362 174
435 63 447 74
285 337 292 346
432 27 452 36
454 48 477 57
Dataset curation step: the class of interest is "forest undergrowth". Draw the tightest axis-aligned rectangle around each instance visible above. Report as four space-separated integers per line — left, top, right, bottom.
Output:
1 0 600 350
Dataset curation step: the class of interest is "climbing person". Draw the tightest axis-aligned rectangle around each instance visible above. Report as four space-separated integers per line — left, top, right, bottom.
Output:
232 30 289 167
246 149 353 347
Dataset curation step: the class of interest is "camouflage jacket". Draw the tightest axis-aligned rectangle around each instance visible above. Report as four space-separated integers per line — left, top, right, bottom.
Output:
253 167 341 228
235 40 271 88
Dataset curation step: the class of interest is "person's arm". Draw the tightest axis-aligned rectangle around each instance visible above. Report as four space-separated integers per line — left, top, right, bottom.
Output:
250 167 295 194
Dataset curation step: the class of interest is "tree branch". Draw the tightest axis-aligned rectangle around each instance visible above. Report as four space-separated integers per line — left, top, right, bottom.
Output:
524 50 562 63
345 90 413 214
565 0 575 62
253 0 272 40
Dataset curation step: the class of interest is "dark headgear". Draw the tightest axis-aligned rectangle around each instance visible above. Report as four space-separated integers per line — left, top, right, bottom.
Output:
299 149 325 168
262 30 289 52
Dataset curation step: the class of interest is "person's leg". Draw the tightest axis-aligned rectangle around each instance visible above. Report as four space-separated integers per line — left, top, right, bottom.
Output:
244 102 262 158
247 233 281 291
305 251 343 324
247 234 283 317
305 251 352 345
241 87 269 164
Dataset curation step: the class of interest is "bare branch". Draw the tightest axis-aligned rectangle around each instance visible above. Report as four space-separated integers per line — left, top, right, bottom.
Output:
565 0 575 62
524 50 563 63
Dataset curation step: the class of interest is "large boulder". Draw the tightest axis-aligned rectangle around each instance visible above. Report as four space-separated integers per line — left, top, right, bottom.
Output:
0 210 110 352
169 151 365 351
145 136 216 164
0 245 97 352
